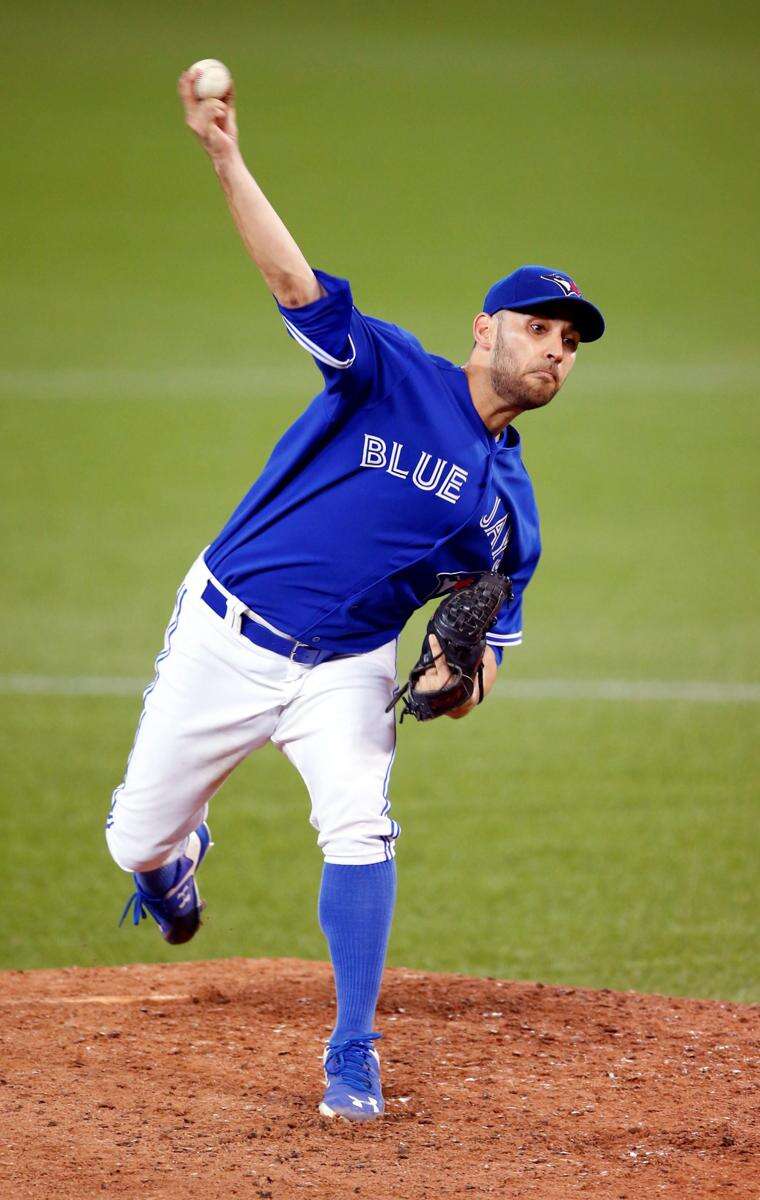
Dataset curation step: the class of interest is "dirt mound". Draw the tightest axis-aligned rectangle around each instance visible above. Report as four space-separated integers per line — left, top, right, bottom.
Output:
1 958 756 1198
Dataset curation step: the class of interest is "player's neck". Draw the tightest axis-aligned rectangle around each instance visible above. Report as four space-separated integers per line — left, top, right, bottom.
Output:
461 363 520 437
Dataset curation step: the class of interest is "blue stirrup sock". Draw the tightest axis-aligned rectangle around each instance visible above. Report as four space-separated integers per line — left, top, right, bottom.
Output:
134 859 182 898
318 859 397 1046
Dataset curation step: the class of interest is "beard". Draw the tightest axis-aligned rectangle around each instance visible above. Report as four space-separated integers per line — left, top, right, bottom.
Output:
490 322 560 411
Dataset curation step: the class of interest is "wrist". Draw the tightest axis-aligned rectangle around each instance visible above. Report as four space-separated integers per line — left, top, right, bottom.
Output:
210 144 243 177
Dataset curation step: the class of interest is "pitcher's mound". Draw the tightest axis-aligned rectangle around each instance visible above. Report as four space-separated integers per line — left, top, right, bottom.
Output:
1 957 756 1198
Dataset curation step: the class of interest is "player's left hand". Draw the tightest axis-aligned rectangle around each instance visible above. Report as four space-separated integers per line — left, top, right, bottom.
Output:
387 570 511 723
414 634 458 707
415 638 497 719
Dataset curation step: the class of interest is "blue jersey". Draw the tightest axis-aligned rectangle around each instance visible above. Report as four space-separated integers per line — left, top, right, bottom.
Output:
206 269 541 664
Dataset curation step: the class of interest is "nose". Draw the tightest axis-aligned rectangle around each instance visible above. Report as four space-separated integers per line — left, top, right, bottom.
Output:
545 334 564 364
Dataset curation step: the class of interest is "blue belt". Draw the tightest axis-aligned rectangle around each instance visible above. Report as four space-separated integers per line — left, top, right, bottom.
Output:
201 579 342 667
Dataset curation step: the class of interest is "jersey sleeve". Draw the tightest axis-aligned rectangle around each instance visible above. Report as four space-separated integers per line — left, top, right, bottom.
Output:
486 522 541 666
486 593 524 666
275 268 409 404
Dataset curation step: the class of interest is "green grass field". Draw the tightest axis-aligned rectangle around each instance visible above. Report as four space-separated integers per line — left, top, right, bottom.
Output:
1 0 758 1001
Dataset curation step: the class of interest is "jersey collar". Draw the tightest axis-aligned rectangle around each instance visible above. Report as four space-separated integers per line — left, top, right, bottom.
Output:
438 360 521 453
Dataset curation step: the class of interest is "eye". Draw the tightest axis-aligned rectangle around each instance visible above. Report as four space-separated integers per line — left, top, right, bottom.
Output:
563 336 579 350
530 322 546 334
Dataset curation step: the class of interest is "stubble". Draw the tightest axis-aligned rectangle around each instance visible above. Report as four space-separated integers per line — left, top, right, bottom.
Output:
490 316 558 411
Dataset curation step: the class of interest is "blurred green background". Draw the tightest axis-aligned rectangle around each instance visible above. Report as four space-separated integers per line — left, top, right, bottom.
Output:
1 0 758 1001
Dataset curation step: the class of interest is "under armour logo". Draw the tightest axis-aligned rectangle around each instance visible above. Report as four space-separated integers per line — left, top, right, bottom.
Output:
349 1094 380 1113
175 883 193 910
540 273 582 298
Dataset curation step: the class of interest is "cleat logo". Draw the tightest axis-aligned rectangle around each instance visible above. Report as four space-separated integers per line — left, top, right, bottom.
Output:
175 883 193 910
349 1094 379 1112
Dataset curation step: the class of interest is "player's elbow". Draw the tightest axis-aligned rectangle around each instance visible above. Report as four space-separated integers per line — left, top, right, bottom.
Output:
271 269 322 309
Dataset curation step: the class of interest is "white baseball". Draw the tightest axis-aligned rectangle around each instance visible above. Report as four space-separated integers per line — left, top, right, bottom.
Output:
190 59 233 100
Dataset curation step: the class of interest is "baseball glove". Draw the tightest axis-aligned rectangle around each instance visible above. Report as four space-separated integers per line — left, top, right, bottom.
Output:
387 570 513 722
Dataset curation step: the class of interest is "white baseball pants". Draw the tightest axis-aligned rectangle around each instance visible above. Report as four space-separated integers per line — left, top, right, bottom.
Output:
105 554 400 871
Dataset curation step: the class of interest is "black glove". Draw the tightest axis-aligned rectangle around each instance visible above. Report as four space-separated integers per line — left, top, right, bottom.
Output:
387 571 513 722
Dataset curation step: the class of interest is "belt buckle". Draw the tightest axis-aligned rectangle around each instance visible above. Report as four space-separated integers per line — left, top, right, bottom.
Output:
290 640 319 666
225 601 244 637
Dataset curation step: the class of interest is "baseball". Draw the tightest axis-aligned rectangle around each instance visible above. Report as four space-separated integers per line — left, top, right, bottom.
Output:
190 58 233 100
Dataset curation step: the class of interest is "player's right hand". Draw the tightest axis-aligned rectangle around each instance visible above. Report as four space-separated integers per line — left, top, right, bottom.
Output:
178 69 239 161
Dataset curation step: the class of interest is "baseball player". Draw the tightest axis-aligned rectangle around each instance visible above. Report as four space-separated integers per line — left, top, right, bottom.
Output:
105 69 605 1123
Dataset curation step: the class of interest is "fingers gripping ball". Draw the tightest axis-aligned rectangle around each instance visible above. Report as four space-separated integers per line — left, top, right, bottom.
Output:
190 59 233 100
387 571 514 722
179 61 237 158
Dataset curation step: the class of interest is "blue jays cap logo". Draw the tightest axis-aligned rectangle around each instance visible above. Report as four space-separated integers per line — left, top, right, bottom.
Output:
540 273 583 298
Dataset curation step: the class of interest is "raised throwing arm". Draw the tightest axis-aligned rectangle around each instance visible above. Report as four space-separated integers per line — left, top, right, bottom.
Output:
178 68 322 309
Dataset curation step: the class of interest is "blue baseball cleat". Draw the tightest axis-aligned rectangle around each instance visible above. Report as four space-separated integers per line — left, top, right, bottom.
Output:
119 822 213 945
319 1034 385 1122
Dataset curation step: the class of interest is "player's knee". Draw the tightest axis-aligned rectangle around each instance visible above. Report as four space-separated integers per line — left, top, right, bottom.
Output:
105 825 152 873
311 783 400 864
317 818 400 865
105 813 171 874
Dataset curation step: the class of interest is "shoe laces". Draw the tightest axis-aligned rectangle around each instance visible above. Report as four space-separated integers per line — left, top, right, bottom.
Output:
118 861 189 928
324 1034 381 1090
118 891 149 927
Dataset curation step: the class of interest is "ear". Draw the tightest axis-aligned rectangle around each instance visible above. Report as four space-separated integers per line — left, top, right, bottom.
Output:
472 311 498 351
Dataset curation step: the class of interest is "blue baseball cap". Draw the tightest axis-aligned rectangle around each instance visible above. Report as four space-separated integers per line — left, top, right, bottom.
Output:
483 264 605 342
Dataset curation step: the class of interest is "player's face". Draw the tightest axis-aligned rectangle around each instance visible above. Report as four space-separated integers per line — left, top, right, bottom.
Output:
490 311 580 411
